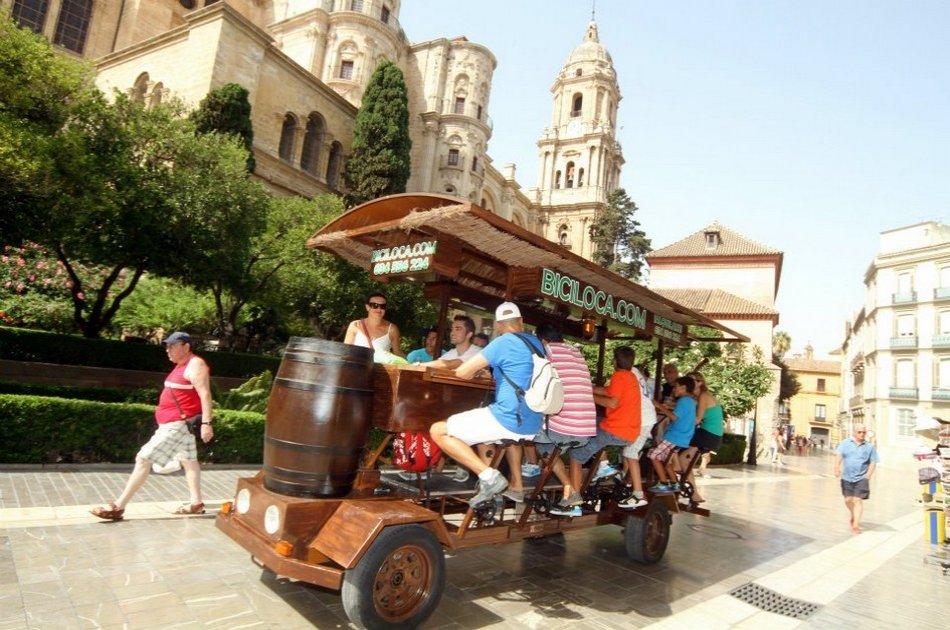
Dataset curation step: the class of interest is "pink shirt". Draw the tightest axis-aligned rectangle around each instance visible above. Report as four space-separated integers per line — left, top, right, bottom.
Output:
545 342 597 436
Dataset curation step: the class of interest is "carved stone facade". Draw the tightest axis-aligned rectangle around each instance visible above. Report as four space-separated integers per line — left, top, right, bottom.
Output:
4 0 621 254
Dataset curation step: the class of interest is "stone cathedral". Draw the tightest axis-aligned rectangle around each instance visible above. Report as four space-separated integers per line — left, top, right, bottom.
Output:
4 0 625 260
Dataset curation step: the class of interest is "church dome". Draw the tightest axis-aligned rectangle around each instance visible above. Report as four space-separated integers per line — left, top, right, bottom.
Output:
563 21 614 73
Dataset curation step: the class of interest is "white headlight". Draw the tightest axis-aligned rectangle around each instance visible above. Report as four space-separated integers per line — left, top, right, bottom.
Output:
264 504 281 535
236 488 251 514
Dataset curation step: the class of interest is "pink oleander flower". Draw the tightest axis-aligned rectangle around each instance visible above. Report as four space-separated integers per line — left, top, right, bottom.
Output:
16 283 25 293
76 292 85 300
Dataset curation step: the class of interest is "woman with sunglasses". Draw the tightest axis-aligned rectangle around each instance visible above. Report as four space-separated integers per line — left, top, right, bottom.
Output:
343 292 404 357
678 371 724 503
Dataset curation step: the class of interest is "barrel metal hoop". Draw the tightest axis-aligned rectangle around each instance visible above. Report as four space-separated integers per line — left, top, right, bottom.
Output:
282 352 371 369
263 463 357 483
274 377 374 396
265 435 364 456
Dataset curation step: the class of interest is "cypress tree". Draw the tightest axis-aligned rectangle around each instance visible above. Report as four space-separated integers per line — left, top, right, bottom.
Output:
191 82 256 173
344 61 412 207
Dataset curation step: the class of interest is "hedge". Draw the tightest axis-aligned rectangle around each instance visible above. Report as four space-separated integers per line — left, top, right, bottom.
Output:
1 394 264 464
0 326 281 378
710 433 747 465
0 380 158 404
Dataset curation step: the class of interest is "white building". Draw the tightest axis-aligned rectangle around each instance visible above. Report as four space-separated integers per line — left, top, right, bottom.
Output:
842 221 950 458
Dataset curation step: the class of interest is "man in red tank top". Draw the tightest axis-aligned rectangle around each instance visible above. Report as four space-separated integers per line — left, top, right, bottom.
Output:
91 332 214 521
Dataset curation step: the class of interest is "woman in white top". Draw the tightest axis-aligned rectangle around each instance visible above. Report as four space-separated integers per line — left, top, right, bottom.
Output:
343 292 404 357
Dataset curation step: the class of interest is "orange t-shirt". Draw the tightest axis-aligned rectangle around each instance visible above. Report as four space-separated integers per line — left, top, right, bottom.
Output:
600 369 642 441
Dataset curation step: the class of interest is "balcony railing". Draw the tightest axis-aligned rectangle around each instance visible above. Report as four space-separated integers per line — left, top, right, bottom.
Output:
889 336 917 349
889 387 918 399
933 388 950 401
892 291 917 304
935 287 950 300
811 416 831 425
933 335 950 348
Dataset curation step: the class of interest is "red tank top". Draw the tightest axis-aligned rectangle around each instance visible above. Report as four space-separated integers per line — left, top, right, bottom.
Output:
155 357 203 424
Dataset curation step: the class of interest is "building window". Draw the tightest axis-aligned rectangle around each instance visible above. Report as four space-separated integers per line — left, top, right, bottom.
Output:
12 0 49 33
340 60 354 80
896 313 915 337
447 149 459 166
571 93 582 117
817 378 826 393
477 104 483 120
454 97 465 114
897 270 913 294
131 73 149 102
326 141 343 189
896 408 916 438
939 357 950 387
179 0 196 9
278 113 297 162
575 68 583 77
895 359 915 388
940 311 950 335
380 5 390 24
554 170 561 189
471 157 478 172
815 404 826 420
705 231 720 249
53 0 93 54
350 0 363 11
577 167 584 187
565 161 575 188
300 113 324 175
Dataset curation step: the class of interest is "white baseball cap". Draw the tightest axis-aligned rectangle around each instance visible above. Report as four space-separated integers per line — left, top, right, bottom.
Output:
495 302 522 321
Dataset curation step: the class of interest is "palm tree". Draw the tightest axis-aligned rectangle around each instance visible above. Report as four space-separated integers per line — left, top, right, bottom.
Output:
772 330 791 359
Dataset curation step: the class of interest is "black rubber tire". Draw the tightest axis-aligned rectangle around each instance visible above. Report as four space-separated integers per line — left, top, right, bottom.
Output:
341 524 446 630
624 501 671 564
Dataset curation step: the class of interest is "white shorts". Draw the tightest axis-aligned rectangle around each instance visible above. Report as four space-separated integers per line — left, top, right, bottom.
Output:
622 433 649 459
138 421 197 466
446 407 534 446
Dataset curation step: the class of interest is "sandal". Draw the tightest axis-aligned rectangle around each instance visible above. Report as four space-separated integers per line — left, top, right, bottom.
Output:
174 502 205 515
90 503 125 521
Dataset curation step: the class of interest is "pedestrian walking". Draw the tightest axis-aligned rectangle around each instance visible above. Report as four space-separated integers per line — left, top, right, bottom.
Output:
91 332 214 520
833 423 880 533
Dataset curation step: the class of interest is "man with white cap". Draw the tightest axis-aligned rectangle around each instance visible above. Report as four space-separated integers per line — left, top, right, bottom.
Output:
430 302 544 507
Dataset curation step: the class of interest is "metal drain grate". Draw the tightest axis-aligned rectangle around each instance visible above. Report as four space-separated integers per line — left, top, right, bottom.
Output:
729 582 821 620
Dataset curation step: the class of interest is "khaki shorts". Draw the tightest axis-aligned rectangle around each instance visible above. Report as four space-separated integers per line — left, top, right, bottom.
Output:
446 407 534 446
138 421 197 466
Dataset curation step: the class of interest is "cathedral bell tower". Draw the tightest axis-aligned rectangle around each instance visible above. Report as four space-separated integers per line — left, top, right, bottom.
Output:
535 20 624 260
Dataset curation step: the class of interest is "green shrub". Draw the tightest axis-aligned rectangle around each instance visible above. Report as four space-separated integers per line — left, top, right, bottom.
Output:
0 326 280 378
0 394 264 464
218 370 272 413
0 381 158 404
711 433 747 465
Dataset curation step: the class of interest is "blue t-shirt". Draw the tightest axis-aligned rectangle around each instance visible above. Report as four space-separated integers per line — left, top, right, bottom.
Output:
406 348 436 363
663 395 697 448
480 332 544 434
835 438 880 482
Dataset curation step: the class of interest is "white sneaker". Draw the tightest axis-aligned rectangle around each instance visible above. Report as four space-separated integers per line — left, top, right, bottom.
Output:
592 462 620 482
469 469 508 507
619 495 648 509
521 463 542 477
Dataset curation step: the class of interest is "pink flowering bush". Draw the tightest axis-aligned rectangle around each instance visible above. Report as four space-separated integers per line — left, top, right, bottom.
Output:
0 243 125 332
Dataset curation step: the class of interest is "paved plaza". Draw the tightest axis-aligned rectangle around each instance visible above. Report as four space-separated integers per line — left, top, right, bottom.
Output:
0 451 945 629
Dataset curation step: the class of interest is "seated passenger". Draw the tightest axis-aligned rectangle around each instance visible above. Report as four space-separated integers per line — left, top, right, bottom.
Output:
406 327 440 363
679 371 723 503
647 376 697 493
550 346 643 516
618 364 658 509
421 315 481 370
429 303 544 507
472 332 490 348
521 322 596 508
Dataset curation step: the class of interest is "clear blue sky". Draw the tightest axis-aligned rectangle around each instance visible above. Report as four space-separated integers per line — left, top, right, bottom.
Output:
399 1 950 358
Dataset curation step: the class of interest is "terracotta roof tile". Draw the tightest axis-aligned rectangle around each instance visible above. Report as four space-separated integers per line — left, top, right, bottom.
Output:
785 357 841 373
647 222 782 258
654 288 778 317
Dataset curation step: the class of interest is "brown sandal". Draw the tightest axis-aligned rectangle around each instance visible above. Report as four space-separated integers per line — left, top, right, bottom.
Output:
90 503 125 521
174 502 205 515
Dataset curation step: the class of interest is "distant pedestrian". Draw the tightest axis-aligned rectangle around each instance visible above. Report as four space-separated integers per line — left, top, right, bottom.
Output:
91 332 213 521
833 423 880 533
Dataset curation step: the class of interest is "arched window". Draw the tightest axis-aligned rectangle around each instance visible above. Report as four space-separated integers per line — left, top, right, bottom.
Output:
554 170 561 189
444 185 456 194
53 0 92 54
149 82 164 108
566 161 575 188
326 141 343 188
278 113 297 162
132 73 149 102
577 167 585 187
350 0 364 11
12 0 49 33
300 113 324 175
558 224 571 248
571 93 583 117
575 68 583 77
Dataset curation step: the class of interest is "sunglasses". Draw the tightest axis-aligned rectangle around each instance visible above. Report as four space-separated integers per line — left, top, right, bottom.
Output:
855 431 866 434
367 302 387 310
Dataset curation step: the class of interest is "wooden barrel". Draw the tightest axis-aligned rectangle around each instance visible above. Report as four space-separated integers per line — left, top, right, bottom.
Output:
263 337 375 498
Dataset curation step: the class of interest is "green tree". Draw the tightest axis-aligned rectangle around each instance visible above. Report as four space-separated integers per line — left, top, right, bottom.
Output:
588 188 652 281
772 330 791 359
344 61 412 207
0 15 96 244
190 82 256 173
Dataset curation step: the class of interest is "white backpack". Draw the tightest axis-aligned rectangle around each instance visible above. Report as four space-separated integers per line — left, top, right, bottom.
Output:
634 369 657 434
499 334 565 417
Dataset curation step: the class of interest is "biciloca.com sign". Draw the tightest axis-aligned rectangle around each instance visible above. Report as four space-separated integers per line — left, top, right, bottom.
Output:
539 268 648 329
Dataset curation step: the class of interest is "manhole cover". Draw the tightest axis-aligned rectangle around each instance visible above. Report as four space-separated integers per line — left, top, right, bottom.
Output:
729 582 821 619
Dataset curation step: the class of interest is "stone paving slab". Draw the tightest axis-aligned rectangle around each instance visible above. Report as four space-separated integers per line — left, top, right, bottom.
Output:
0 454 945 628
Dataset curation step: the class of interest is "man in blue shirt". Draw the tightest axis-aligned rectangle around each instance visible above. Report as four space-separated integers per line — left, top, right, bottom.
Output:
429 302 543 507
834 424 880 533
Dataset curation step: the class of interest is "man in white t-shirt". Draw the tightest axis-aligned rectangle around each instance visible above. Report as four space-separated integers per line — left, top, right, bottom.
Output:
422 315 481 370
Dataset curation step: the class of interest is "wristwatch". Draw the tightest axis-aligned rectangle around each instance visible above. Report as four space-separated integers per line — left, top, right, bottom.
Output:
201 421 212 425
